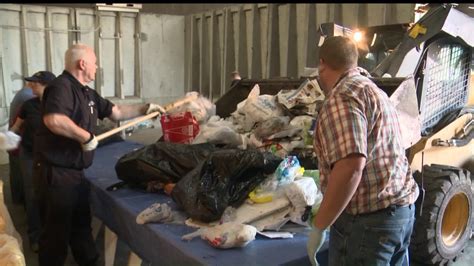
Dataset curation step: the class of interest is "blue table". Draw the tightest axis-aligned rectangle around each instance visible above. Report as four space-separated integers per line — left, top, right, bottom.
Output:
85 140 327 266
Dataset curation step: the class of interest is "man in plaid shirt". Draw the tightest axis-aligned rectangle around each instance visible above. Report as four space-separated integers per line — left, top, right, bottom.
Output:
307 36 419 265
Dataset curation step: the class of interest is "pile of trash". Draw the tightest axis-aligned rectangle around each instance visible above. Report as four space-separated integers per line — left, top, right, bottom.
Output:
132 155 323 249
118 78 326 249
162 78 324 159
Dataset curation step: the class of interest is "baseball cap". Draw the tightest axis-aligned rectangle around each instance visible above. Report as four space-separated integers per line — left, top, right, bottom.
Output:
24 71 56 84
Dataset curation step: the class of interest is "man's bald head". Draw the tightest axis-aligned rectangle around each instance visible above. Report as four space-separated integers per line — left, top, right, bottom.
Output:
65 44 94 71
64 44 97 84
319 36 358 71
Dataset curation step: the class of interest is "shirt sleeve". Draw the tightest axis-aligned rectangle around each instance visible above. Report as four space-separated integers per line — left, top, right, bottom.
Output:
317 92 368 168
43 84 74 116
18 102 28 119
93 90 114 119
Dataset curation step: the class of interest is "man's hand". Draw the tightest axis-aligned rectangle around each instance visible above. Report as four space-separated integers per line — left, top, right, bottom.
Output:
307 227 326 266
146 103 166 115
81 132 98 151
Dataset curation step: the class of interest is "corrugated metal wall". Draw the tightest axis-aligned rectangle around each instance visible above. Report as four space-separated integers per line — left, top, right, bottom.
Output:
0 4 186 123
184 3 416 101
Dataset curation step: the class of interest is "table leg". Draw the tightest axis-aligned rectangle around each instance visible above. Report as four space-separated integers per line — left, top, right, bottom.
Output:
128 251 142 266
104 226 118 266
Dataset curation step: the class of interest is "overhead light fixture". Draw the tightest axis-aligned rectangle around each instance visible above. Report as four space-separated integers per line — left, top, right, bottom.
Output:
468 6 474 9
353 31 363 43
96 3 142 13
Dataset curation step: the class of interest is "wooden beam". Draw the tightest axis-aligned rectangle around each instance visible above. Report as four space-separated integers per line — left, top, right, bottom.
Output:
94 10 103 95
334 3 343 26
358 4 369 27
68 8 76 46
20 5 30 76
305 3 318 68
134 13 142 98
45 8 53 71
266 4 280 78
115 12 124 99
209 11 221 101
190 15 200 92
222 7 235 95
199 14 210 98
287 4 298 79
250 4 261 79
237 7 248 78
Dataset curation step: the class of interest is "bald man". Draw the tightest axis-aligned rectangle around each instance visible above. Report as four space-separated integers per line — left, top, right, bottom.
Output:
33 44 164 266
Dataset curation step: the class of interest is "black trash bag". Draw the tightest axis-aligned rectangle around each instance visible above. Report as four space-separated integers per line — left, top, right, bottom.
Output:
115 142 216 185
171 149 282 222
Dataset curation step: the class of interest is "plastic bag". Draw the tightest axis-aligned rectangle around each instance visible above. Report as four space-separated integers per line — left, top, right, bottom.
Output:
160 111 200 144
136 203 186 225
0 131 21 151
253 116 290 140
167 91 216 124
182 222 257 249
274 156 302 186
284 177 320 225
115 142 216 185
231 85 284 132
171 149 282 222
193 116 243 147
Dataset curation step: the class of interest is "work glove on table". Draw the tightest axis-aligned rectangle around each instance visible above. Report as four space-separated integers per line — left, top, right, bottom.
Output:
0 131 21 151
82 131 98 151
304 204 326 266
146 103 166 115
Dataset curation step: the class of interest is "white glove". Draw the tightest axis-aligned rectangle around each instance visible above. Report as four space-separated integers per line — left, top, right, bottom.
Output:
307 227 326 266
0 131 21 150
81 132 98 151
146 103 166 115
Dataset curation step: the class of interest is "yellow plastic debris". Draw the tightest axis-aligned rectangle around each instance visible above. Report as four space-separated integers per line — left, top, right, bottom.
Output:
248 190 273 203
409 24 427 39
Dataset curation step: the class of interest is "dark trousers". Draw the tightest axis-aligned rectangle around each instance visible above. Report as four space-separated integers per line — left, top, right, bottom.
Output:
9 153 24 204
34 160 99 266
19 149 41 244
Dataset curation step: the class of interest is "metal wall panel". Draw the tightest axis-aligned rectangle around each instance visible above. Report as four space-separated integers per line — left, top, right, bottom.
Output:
121 14 137 97
99 12 117 98
25 8 47 74
140 14 185 104
185 3 416 99
48 8 71 76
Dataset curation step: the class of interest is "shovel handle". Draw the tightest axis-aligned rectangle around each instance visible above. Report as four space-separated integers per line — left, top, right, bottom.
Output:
96 93 198 142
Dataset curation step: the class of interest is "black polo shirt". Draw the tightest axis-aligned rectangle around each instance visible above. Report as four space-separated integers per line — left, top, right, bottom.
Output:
18 97 41 154
35 70 114 170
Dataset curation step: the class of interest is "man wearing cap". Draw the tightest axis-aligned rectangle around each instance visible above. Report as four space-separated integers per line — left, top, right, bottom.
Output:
8 84 34 205
33 43 164 266
10 70 56 252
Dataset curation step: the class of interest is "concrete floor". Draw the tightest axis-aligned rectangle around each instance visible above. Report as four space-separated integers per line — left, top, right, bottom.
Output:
1 127 474 265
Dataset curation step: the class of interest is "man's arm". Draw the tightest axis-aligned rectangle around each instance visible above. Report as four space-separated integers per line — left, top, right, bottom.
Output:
108 104 148 122
43 113 90 143
9 118 24 134
313 154 366 230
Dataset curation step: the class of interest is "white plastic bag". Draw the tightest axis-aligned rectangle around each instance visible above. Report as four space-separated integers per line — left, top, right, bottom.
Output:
182 222 257 249
193 116 243 147
284 178 321 225
167 91 216 124
0 131 21 151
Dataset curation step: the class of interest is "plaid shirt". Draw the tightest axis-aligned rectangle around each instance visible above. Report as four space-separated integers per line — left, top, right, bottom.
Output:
314 68 419 215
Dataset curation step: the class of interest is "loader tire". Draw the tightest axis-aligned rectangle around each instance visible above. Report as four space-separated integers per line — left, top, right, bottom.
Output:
410 164 473 265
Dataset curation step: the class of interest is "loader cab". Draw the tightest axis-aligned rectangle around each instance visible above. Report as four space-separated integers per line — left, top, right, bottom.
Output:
366 5 474 265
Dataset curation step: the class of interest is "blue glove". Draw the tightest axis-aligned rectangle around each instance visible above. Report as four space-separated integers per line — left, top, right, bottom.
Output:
307 227 325 266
